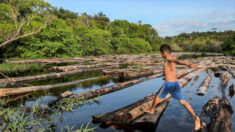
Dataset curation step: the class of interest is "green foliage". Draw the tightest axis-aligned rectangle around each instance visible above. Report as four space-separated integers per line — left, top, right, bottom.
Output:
165 30 235 54
1 0 234 58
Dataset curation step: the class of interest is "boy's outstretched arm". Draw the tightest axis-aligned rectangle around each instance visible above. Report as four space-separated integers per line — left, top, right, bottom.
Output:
166 56 197 68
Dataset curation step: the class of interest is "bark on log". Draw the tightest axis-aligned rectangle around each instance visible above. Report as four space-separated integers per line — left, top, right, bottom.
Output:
92 68 204 125
105 69 163 81
199 96 233 132
129 100 170 131
0 65 118 87
197 69 213 96
0 77 100 97
220 72 230 87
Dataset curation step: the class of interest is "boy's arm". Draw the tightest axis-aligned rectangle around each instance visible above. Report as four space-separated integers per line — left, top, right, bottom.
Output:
166 56 197 68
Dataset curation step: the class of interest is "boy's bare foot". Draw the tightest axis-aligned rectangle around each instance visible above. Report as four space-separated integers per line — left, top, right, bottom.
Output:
145 109 155 114
194 116 201 131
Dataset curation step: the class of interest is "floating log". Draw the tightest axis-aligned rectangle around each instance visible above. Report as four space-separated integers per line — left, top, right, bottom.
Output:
92 68 205 126
197 69 213 96
5 57 93 64
220 72 230 87
200 96 233 132
0 65 118 87
104 69 163 81
58 68 195 100
50 63 118 72
0 77 100 97
59 73 164 101
229 83 234 98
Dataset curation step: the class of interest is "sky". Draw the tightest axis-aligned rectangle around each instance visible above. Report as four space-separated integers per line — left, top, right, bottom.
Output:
45 0 235 37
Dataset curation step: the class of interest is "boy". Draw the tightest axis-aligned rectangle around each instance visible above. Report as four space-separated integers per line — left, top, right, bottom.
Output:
145 44 201 131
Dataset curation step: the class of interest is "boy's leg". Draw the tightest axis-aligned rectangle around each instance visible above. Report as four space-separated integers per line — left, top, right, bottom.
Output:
179 100 201 130
173 82 201 130
145 95 163 114
145 82 167 114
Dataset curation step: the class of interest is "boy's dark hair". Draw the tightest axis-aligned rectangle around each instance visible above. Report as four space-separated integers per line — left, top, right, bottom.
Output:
160 44 172 53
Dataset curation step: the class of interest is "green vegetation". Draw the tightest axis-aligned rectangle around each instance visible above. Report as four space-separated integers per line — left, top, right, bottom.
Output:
0 63 47 77
0 98 98 132
165 31 235 55
0 0 234 59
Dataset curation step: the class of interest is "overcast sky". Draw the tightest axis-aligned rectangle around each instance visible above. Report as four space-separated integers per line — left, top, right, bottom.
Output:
45 0 235 37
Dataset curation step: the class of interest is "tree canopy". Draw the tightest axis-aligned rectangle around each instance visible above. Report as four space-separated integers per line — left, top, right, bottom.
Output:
0 0 234 58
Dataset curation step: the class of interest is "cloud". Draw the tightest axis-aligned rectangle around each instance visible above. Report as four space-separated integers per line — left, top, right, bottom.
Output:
191 11 230 20
155 16 235 37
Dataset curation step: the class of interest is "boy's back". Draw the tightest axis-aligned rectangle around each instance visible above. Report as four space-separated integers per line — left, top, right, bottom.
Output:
164 56 177 82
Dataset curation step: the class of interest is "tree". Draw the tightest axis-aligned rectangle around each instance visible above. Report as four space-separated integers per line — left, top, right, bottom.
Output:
0 0 55 48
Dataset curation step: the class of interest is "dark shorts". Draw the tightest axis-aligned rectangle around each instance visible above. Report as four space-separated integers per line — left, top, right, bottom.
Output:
156 81 185 100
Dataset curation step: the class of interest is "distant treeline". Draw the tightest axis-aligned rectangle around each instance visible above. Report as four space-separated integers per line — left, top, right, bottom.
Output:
0 0 234 59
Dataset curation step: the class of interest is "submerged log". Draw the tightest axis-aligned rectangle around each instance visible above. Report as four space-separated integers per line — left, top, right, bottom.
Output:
0 77 100 97
0 65 118 87
92 68 205 126
200 96 233 132
228 83 234 98
220 72 230 87
197 69 213 96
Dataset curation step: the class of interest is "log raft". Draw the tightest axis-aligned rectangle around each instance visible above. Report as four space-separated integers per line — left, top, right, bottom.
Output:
92 68 205 130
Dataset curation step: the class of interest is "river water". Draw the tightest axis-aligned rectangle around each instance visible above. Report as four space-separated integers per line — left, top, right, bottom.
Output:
4 70 235 132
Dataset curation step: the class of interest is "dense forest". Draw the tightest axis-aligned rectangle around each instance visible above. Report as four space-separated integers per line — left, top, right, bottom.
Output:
0 0 234 59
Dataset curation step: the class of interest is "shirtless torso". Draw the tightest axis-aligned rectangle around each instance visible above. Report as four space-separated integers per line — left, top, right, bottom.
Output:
164 57 177 82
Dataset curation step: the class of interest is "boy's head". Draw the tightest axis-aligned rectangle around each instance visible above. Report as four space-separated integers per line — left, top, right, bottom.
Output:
160 44 172 58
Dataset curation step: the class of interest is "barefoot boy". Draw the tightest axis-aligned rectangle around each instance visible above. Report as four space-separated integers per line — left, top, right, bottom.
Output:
145 44 201 131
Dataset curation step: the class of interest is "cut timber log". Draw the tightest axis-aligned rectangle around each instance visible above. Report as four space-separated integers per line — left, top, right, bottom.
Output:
105 69 163 81
50 63 120 72
5 57 93 64
92 68 205 126
197 69 213 96
220 72 230 87
0 65 118 87
0 77 100 97
200 96 233 132
58 68 195 101
59 72 164 100
129 100 170 131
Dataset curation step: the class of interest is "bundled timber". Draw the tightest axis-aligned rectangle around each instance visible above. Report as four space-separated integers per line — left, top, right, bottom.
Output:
197 69 213 96
92 68 205 127
0 77 100 97
229 83 234 98
220 72 230 87
200 96 233 132
0 65 118 87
